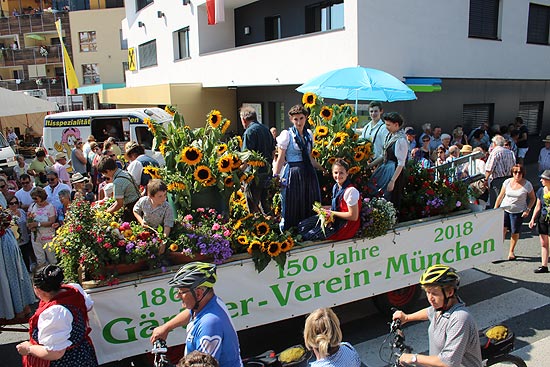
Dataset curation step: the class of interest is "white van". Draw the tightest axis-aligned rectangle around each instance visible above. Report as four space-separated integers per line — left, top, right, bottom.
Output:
42 108 172 164
0 132 17 174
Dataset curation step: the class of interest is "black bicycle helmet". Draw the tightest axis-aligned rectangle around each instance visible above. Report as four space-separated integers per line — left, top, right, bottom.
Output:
168 261 217 289
419 264 460 289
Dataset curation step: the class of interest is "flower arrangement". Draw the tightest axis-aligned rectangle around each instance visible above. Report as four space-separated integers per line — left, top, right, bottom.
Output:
144 107 266 213
169 207 233 264
544 191 550 221
312 201 334 236
358 197 397 239
399 161 470 222
303 93 373 204
0 206 13 237
49 198 163 282
228 190 295 272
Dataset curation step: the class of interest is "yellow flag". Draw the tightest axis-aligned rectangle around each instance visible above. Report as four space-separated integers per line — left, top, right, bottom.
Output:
55 19 80 90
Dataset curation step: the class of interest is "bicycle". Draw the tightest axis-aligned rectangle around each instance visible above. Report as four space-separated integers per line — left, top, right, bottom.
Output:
151 339 175 367
379 317 527 367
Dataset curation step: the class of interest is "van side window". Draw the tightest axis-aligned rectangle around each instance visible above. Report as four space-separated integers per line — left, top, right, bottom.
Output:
135 126 153 150
91 118 124 142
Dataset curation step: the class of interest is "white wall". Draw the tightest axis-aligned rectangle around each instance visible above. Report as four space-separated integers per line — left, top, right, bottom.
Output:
357 0 550 80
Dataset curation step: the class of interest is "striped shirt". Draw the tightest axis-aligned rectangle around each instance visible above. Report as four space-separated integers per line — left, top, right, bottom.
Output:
485 146 516 182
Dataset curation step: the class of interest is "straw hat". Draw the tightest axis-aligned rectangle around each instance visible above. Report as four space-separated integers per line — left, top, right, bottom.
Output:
55 152 67 161
460 145 473 154
71 172 89 184
541 170 550 180
542 135 550 143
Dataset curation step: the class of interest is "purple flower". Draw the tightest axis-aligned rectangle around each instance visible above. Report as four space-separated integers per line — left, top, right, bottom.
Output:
456 201 462 207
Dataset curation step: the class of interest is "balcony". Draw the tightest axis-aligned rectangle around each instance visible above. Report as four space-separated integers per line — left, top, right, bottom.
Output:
0 77 65 96
0 11 70 35
0 45 62 67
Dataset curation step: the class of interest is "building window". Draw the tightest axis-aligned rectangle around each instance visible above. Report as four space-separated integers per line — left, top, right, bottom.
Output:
462 103 494 133
305 0 344 34
79 31 97 52
518 102 543 135
136 0 153 11
527 3 550 45
174 27 190 60
106 0 124 8
468 0 499 39
122 61 129 82
82 63 100 84
120 29 128 50
139 40 157 68
265 15 281 41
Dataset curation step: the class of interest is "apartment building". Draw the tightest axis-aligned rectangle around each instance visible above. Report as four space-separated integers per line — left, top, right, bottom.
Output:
103 0 550 152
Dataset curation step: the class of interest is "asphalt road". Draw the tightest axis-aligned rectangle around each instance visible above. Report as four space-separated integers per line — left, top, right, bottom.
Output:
1 163 547 366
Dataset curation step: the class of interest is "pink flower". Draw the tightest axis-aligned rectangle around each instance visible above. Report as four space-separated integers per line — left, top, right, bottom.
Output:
103 242 112 249
120 222 131 230
97 236 104 243
117 240 125 247
197 208 205 212
212 223 220 231
184 214 193 221
223 229 231 237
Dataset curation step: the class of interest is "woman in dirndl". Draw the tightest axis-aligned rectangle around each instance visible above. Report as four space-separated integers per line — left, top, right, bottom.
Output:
16 265 98 367
368 112 408 209
274 104 326 231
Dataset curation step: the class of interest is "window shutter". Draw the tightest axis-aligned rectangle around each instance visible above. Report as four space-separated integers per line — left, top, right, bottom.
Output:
469 0 499 39
139 40 157 69
462 104 493 133
518 102 543 135
527 4 550 45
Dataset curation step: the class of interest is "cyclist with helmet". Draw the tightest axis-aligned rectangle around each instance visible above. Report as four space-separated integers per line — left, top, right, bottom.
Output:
150 262 243 367
392 264 482 367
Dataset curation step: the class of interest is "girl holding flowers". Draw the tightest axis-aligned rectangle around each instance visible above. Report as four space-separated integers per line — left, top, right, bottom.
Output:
274 105 326 230
529 169 550 273
299 159 361 241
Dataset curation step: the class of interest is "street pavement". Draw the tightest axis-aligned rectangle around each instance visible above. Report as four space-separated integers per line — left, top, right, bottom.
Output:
1 163 548 366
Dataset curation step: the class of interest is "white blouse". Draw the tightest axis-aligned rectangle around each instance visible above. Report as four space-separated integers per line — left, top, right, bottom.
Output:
37 283 94 351
276 129 314 150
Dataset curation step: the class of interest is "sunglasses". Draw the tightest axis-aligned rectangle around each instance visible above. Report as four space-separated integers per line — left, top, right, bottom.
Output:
512 170 522 174
0 185 5 189
9 201 18 205
109 154 116 158
48 178 57 182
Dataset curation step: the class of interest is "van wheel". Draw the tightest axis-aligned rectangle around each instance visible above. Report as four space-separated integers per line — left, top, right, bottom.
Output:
373 284 421 315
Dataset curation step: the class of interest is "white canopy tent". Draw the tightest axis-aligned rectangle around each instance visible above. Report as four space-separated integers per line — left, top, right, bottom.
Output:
0 87 59 139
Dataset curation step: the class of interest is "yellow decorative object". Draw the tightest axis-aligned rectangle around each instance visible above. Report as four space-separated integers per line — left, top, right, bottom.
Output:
279 346 305 363
485 325 508 341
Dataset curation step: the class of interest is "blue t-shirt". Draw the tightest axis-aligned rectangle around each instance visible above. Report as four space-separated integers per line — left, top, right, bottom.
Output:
186 295 243 367
536 187 548 219
309 342 361 367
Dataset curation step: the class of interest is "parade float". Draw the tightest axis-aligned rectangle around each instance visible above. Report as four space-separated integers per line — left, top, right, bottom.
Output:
46 94 504 364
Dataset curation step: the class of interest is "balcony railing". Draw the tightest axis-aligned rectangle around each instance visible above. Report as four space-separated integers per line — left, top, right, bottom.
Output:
0 45 62 67
0 77 65 96
0 11 69 35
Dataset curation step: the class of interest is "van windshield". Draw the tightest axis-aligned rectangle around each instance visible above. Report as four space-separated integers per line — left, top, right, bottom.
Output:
0 133 9 148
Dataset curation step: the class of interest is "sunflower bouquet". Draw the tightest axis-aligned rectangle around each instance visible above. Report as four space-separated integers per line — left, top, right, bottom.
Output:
303 92 372 175
544 191 550 222
228 190 294 272
144 107 266 213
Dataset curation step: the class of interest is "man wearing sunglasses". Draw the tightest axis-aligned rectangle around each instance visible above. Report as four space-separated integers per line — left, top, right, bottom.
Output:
44 171 70 211
0 177 15 203
15 174 35 210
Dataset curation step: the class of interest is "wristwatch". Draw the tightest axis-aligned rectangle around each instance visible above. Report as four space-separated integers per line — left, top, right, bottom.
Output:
411 354 418 364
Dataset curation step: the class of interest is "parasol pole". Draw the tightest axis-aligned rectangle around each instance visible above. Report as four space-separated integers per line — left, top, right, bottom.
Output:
57 19 70 112
355 89 358 114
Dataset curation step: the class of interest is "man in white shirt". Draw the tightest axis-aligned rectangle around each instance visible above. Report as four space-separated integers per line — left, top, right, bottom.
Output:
44 171 70 211
15 174 35 211
52 152 71 187
83 135 95 158
360 101 388 160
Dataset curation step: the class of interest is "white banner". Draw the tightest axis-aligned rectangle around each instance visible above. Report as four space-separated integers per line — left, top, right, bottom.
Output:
87 210 503 364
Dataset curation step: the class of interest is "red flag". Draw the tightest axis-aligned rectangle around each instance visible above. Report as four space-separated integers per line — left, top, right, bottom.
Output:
207 0 225 25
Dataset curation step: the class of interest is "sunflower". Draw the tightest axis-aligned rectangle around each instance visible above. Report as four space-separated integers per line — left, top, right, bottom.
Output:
231 190 246 204
302 92 317 108
203 177 217 187
223 176 234 187
328 157 337 165
164 105 176 116
266 241 282 257
167 182 186 191
345 122 352 130
180 146 203 165
144 117 156 134
234 220 242 230
169 243 179 251
352 133 359 141
348 166 360 175
313 134 324 144
143 166 161 179
308 116 316 127
237 235 249 245
217 155 233 173
280 237 294 252
245 174 255 183
247 240 262 254
315 125 329 137
255 222 270 236
159 142 167 156
194 165 213 183
217 144 228 155
311 149 321 158
207 110 223 128
354 151 365 161
332 132 348 146
221 119 231 134
320 106 333 121
231 155 242 169
248 160 265 167
236 136 243 148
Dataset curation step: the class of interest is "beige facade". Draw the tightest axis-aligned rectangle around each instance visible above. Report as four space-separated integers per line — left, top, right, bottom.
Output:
69 7 127 87
100 83 237 129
